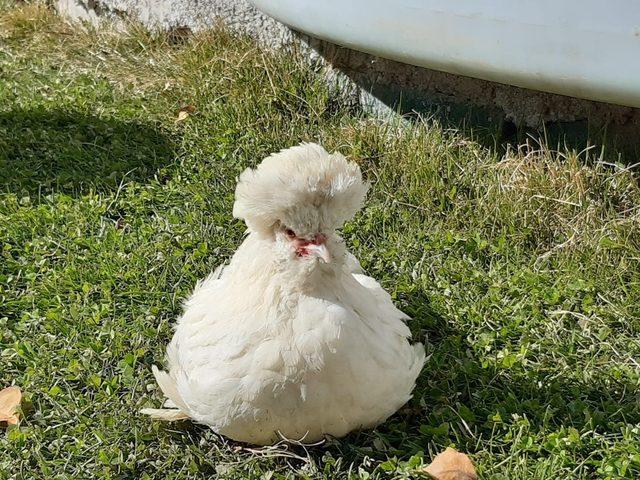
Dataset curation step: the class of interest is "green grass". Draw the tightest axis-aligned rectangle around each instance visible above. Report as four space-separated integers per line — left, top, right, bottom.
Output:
1 3 639 479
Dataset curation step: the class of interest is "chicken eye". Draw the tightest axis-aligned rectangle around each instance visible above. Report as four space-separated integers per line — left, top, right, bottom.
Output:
284 228 296 239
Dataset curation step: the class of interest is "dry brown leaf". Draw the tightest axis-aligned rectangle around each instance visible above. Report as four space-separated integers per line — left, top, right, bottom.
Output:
176 104 196 122
0 386 22 427
421 447 477 480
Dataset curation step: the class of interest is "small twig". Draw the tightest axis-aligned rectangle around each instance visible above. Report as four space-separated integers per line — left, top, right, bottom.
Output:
531 194 582 207
548 310 591 323
607 343 640 369
446 405 477 440
535 232 577 263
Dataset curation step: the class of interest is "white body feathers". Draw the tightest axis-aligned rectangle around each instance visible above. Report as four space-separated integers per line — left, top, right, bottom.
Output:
144 144 425 445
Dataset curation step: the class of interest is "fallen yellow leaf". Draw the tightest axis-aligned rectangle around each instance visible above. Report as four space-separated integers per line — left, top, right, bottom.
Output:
176 110 190 122
176 104 196 122
0 386 22 427
421 447 477 480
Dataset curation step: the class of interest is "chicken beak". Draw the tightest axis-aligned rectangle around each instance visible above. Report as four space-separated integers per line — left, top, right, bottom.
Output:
306 243 332 263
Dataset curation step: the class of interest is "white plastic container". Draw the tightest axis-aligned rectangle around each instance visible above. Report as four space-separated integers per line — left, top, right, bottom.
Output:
251 0 640 108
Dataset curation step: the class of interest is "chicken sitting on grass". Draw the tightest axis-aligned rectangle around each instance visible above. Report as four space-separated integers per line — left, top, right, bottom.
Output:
142 143 425 445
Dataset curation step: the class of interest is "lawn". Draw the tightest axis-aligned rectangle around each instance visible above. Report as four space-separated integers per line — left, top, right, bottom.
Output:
1 3 639 479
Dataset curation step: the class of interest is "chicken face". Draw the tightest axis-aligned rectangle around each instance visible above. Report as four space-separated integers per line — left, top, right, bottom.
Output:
281 225 331 263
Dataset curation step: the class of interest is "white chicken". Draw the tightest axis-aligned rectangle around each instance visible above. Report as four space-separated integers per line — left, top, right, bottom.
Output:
142 143 425 445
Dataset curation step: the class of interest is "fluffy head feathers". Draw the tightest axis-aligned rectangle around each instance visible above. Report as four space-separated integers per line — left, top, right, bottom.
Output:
233 143 368 237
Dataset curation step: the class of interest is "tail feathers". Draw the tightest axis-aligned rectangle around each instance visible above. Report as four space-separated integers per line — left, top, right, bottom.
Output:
142 365 191 422
141 407 190 421
412 342 427 374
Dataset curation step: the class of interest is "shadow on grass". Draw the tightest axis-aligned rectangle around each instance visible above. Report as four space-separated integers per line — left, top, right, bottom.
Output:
372 84 640 165
319 290 640 469
0 107 175 198
148 289 639 476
